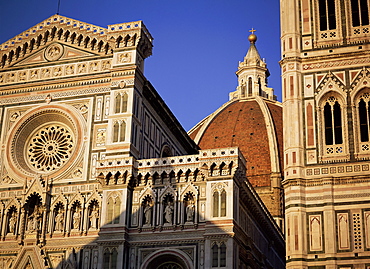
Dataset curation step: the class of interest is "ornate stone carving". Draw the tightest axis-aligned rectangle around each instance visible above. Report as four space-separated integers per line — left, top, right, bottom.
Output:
45 43 64 61
72 210 81 230
143 201 153 226
118 52 131 64
89 207 99 229
54 210 64 232
28 125 74 172
164 202 173 225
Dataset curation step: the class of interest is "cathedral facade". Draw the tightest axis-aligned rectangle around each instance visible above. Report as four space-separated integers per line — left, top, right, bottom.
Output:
281 0 370 268
0 15 285 269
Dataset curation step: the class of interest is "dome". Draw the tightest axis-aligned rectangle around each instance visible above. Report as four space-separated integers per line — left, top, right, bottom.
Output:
189 96 283 188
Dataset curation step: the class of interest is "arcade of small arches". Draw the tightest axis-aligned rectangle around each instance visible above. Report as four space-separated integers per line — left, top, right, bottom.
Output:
97 160 235 187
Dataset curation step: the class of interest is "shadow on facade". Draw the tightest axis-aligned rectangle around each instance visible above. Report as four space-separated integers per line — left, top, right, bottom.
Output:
2 150 285 269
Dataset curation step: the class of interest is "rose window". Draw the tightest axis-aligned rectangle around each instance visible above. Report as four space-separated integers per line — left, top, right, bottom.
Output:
28 125 74 172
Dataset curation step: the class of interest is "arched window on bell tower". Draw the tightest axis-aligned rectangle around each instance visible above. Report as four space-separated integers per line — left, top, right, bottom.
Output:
354 90 370 156
351 0 369 27
358 98 370 142
324 97 342 145
318 0 337 31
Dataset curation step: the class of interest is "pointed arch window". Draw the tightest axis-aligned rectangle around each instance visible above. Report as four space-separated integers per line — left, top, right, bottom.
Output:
107 196 121 224
318 0 336 31
103 248 118 269
351 0 369 27
213 189 226 218
212 242 227 267
213 191 219 217
112 121 126 143
324 97 342 145
356 91 370 154
359 98 370 142
115 92 128 114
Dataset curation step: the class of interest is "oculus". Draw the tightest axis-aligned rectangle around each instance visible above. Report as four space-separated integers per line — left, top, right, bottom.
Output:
5 105 86 180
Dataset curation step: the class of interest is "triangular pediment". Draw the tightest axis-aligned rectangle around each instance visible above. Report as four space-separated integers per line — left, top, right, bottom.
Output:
13 42 98 67
0 15 111 68
1 14 153 69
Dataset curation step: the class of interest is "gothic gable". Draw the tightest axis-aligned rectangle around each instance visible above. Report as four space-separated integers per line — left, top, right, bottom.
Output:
0 14 153 70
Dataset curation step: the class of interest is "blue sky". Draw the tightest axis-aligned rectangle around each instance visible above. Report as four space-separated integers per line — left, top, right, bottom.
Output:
0 0 281 131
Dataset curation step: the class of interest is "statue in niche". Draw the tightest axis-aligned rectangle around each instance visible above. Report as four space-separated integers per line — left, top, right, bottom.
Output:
143 201 153 225
54 210 64 232
89 207 99 229
164 201 174 225
73 210 81 230
27 205 42 232
8 212 17 234
186 200 195 222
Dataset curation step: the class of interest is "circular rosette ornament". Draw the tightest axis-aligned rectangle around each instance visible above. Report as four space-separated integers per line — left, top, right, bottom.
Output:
28 125 74 172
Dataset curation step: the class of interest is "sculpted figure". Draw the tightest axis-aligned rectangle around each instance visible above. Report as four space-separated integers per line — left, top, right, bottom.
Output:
143 202 153 225
73 210 81 230
89 207 99 229
186 201 195 222
164 202 173 224
54 211 64 232
8 212 17 234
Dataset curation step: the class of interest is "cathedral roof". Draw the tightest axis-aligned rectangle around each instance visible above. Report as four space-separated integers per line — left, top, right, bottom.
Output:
189 96 283 188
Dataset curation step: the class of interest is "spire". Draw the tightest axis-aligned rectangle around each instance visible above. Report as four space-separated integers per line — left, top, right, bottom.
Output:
244 29 264 67
230 29 275 101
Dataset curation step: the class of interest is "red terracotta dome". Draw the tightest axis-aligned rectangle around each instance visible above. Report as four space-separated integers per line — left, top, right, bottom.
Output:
189 96 283 189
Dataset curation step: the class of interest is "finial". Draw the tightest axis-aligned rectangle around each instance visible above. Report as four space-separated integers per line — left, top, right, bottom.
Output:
248 28 257 43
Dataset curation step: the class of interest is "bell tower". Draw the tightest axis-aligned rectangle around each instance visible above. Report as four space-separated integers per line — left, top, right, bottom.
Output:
281 0 370 268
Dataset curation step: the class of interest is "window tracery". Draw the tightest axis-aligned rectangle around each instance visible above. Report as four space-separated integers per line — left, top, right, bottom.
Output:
114 92 128 114
211 242 227 267
213 188 226 218
319 93 347 160
112 120 126 143
107 195 121 225
103 248 118 269
353 89 370 157
28 125 74 172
